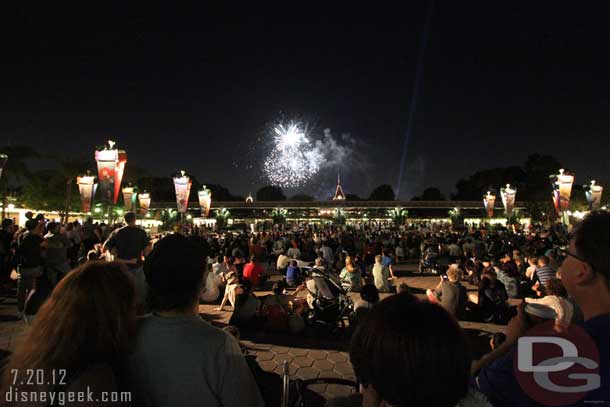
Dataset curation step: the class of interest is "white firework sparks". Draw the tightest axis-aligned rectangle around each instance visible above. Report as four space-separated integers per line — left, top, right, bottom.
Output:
263 122 323 187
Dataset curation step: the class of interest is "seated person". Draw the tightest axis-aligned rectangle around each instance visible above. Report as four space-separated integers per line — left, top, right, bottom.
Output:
243 255 265 288
343 294 489 407
339 255 362 292
426 265 467 318
285 260 302 287
525 277 574 331
276 250 290 274
478 267 509 324
200 267 223 303
352 284 380 328
229 280 262 328
128 234 263 407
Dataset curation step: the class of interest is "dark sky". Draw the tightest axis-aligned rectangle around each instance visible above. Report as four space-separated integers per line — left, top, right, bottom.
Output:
2 1 610 200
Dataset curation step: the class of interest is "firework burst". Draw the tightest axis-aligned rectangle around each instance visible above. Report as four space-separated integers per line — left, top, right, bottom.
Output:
263 122 322 187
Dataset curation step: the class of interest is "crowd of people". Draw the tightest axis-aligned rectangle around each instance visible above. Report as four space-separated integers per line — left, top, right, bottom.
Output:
0 209 607 406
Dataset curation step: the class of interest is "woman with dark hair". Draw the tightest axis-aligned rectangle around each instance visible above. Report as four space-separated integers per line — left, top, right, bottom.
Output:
478 267 509 323
497 261 520 299
1 261 135 403
347 294 490 407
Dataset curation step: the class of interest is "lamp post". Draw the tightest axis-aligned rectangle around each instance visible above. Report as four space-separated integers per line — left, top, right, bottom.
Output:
585 180 603 210
198 185 212 217
138 191 151 225
94 140 127 223
173 171 192 223
500 184 516 217
122 186 136 212
76 174 97 213
483 191 496 218
550 169 574 225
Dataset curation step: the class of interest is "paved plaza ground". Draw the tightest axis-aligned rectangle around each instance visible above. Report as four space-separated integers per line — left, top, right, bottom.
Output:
0 263 506 400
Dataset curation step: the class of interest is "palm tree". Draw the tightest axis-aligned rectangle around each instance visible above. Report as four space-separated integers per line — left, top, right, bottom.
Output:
54 155 95 223
0 145 40 219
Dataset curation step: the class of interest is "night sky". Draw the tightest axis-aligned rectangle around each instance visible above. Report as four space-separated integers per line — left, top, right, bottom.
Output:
2 1 610 200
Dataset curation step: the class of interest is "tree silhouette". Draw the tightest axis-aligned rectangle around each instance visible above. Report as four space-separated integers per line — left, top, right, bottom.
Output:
256 185 286 201
369 184 395 201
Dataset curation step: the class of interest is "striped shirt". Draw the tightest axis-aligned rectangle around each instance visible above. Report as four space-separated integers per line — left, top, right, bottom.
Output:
534 265 555 286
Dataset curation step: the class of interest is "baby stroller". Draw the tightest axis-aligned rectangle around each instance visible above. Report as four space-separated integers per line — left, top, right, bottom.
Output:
281 361 358 407
419 242 441 274
302 268 354 335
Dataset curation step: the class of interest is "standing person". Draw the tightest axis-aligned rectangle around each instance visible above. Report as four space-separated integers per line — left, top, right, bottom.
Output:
15 219 46 317
43 222 73 286
79 217 99 256
372 254 391 293
127 234 263 407
0 219 14 288
103 211 151 313
381 250 397 279
1 262 136 404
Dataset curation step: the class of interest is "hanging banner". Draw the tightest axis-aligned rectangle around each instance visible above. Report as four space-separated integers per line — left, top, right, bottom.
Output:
77 175 96 213
483 191 496 218
113 150 128 205
122 186 135 212
557 170 574 212
94 141 127 205
95 148 117 204
173 171 192 213
500 184 516 216
198 186 212 217
139 192 151 215
585 180 603 210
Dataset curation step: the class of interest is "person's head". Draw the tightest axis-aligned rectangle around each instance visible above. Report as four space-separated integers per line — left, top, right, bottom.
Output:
446 265 462 283
216 255 224 263
396 282 410 294
538 255 549 267
272 281 286 296
501 261 520 278
124 211 136 225
482 266 497 281
1 218 13 229
46 221 60 235
249 255 256 263
345 255 354 268
314 257 323 267
528 256 539 266
374 254 382 264
144 234 208 312
3 262 135 385
360 284 380 304
290 259 297 267
560 211 610 305
350 294 470 407
545 278 567 298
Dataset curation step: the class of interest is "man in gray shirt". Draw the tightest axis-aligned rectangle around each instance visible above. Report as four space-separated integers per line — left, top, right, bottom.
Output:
126 234 263 407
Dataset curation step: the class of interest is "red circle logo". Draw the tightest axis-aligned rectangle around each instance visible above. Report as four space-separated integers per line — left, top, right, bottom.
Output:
513 320 600 406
